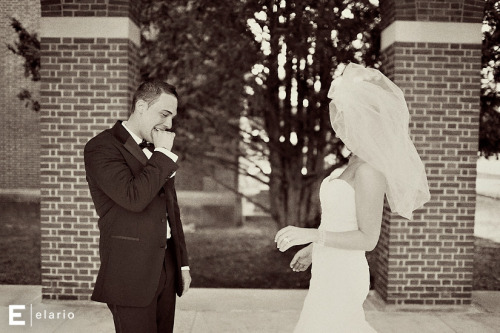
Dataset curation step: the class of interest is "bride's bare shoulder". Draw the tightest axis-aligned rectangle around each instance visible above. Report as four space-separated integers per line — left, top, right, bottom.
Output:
354 163 385 185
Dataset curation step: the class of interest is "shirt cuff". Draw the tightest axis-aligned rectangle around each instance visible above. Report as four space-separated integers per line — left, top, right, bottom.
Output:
154 148 178 162
181 266 190 271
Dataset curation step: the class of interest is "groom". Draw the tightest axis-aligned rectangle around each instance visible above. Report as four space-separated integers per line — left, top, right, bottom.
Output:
84 80 191 332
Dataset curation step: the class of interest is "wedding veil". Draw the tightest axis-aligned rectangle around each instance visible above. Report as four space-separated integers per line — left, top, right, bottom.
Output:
327 63 430 219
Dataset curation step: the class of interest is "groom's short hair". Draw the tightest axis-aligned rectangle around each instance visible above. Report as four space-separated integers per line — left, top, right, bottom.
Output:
131 80 178 113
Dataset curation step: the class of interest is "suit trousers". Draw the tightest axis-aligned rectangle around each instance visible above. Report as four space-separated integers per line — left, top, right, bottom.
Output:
107 239 177 333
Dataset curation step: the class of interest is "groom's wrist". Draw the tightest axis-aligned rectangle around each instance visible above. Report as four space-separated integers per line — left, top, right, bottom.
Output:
155 148 178 162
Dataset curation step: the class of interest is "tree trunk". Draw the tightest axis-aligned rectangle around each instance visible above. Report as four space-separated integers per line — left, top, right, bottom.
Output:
269 175 322 229
269 149 323 228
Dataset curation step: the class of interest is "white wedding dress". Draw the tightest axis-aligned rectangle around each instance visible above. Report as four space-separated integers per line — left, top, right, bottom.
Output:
294 176 377 332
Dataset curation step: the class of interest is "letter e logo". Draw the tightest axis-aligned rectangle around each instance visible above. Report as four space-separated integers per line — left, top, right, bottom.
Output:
9 305 26 326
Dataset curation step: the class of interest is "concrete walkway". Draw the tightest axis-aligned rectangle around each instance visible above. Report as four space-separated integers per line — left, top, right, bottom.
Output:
1 286 499 332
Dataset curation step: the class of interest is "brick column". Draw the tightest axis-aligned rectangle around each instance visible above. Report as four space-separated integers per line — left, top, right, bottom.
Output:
39 0 140 300
374 0 484 306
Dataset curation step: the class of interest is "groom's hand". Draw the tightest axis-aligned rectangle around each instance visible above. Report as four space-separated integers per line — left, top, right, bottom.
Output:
152 129 175 151
181 270 191 296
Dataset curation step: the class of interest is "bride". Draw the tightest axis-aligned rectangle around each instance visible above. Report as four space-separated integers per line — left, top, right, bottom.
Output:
275 63 430 332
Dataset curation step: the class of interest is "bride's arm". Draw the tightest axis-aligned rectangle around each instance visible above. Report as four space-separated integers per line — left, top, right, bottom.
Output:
275 164 385 252
320 164 385 251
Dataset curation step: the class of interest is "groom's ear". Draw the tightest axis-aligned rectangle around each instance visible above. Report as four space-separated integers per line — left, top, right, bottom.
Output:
135 99 147 114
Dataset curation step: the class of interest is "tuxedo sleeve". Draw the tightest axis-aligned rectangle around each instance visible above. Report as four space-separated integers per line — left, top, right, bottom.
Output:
84 138 178 213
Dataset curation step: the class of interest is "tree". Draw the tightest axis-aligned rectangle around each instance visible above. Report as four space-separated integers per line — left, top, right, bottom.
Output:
140 0 380 227
6 17 40 112
481 0 500 158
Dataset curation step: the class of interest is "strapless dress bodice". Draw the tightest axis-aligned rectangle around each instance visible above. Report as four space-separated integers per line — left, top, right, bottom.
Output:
319 177 358 232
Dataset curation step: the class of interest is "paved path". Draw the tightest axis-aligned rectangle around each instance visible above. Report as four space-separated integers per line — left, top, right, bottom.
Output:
1 286 499 332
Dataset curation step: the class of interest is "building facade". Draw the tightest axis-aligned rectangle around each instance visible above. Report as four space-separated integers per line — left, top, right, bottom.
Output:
0 0 41 191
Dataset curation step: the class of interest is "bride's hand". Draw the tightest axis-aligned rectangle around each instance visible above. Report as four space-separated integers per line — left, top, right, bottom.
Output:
290 244 313 272
275 226 319 252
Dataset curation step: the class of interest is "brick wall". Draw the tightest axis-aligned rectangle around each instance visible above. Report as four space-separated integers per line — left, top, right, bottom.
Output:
375 42 481 305
375 0 482 306
40 2 140 300
380 0 485 30
0 0 41 189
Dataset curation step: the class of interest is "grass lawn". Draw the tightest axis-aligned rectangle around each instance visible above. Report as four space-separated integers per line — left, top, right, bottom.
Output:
0 201 41 284
473 236 500 290
1 202 499 291
186 220 311 289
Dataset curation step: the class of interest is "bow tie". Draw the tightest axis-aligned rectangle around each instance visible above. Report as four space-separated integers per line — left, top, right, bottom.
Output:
139 139 155 152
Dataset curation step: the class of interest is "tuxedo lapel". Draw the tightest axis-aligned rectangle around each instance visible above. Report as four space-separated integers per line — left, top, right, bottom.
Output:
124 137 148 166
109 120 148 166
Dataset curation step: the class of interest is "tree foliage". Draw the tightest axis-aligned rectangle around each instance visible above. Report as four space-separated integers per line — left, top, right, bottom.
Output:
481 0 500 158
6 17 40 112
140 0 380 227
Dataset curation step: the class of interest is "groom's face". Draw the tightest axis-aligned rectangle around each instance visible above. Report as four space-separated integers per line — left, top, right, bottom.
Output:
138 92 178 142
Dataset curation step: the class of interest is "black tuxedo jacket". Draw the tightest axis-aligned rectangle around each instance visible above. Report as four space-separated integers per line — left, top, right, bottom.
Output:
84 121 189 307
